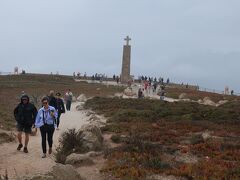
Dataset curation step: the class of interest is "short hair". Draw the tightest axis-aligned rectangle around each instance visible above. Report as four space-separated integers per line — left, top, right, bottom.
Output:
41 96 49 102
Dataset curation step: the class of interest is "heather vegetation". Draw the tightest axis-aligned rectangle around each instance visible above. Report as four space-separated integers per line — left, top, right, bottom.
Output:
85 97 240 179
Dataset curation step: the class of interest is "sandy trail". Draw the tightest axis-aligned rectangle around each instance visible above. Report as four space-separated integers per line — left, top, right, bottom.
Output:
0 103 91 179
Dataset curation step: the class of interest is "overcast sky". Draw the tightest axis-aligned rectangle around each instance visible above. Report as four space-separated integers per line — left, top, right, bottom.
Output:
0 0 240 91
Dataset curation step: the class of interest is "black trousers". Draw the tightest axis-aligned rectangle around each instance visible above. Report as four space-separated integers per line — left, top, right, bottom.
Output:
66 100 72 111
56 113 61 128
40 124 55 154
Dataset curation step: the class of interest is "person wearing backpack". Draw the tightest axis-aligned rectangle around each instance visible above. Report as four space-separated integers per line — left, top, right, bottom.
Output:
14 95 37 153
56 92 65 130
35 97 58 158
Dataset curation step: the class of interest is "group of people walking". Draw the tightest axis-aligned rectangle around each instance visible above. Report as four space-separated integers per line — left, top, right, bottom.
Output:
13 89 73 158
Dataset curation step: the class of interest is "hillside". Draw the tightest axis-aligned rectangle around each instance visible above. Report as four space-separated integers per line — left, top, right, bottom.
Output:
0 74 123 130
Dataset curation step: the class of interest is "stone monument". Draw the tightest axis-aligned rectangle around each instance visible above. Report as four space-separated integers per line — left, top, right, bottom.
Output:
121 36 131 83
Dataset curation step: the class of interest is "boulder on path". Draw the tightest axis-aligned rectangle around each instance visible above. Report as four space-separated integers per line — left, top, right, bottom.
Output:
77 94 87 102
80 124 103 152
114 93 123 98
216 100 228 107
76 103 85 111
65 153 94 167
72 96 77 102
123 87 136 96
175 151 199 164
203 97 216 106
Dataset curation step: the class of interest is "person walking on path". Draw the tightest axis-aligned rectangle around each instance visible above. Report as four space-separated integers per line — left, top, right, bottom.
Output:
35 97 58 158
64 89 73 111
56 92 65 130
14 95 37 153
48 90 57 109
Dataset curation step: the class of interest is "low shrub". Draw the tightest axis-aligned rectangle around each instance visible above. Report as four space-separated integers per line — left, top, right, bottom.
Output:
55 129 84 164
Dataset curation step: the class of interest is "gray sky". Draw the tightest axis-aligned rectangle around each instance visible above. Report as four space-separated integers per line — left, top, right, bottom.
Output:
0 0 240 91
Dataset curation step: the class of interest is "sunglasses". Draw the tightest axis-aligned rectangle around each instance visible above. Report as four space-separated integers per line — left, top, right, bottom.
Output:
42 101 48 105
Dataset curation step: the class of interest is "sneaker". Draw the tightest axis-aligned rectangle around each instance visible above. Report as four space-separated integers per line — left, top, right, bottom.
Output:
17 144 23 151
48 148 52 154
42 154 47 158
23 147 28 153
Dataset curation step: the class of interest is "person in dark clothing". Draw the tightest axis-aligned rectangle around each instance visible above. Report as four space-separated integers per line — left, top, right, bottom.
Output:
48 90 57 109
153 82 157 93
56 92 65 130
64 89 73 111
14 95 37 153
35 97 58 158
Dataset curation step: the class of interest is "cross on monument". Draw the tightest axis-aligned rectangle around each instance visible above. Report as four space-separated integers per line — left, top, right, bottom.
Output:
124 36 131 46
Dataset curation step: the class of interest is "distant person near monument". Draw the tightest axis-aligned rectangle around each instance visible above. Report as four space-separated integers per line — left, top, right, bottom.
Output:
14 95 37 153
138 88 144 98
65 89 73 111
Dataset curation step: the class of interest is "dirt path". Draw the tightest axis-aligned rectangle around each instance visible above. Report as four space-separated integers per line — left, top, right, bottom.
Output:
0 103 99 179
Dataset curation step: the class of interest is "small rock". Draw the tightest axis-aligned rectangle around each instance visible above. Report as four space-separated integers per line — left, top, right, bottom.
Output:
50 164 83 180
66 153 94 167
124 87 136 96
179 93 187 99
175 151 199 164
114 93 123 98
72 96 77 102
89 115 100 121
216 100 228 107
146 174 187 180
203 97 216 106
85 111 94 117
77 94 87 102
202 131 213 141
80 124 104 152
76 104 85 111
198 99 203 104
86 151 102 157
